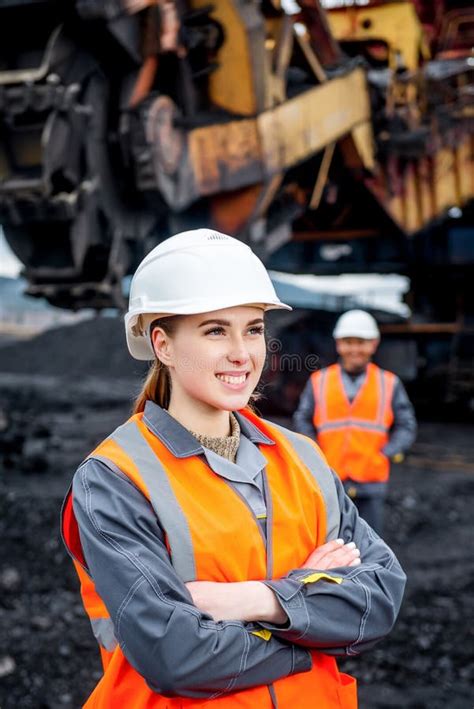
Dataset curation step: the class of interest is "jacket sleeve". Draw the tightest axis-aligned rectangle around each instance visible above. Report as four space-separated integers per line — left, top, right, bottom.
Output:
261 472 407 655
292 378 317 439
71 459 311 698
382 377 417 458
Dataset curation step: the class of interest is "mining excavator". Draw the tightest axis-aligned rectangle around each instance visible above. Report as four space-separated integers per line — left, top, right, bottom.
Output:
0 0 473 404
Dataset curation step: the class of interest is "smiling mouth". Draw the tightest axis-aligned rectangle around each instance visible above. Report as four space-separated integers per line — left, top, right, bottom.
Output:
215 373 249 385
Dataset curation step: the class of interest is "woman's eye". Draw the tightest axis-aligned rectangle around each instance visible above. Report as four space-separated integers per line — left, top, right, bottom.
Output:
204 326 264 336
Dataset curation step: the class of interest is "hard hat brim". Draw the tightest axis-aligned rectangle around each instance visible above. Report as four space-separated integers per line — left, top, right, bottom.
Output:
333 330 380 340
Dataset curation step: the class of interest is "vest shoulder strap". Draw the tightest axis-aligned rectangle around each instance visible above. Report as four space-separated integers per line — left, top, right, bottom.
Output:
373 366 396 425
92 419 197 583
310 365 339 417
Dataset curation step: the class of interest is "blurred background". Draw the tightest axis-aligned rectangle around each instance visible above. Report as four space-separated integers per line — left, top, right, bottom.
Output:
0 0 473 706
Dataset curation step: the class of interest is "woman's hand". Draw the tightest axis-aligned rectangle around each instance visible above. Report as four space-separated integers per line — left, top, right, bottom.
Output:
185 580 287 624
301 538 361 570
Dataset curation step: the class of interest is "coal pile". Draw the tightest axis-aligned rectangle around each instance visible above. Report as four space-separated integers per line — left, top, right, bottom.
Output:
0 490 102 708
0 321 473 708
0 316 147 380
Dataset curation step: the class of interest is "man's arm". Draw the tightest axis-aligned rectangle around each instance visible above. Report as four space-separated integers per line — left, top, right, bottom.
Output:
292 378 317 438
70 459 311 698
383 377 417 458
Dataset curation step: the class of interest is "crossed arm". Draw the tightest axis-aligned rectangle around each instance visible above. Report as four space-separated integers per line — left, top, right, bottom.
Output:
72 459 406 697
186 538 361 624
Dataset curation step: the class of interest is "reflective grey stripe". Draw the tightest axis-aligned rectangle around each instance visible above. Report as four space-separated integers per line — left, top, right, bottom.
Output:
107 420 197 582
268 683 278 708
265 420 340 542
318 369 327 422
318 419 388 434
313 365 389 434
90 617 118 652
376 368 386 426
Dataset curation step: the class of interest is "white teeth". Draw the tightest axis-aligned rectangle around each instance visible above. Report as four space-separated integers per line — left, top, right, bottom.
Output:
216 374 246 385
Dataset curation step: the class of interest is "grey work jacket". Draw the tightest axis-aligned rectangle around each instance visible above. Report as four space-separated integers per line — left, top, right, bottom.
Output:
69 402 406 699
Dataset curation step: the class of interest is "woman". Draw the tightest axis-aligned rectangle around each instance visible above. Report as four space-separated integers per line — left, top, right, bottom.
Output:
62 228 406 708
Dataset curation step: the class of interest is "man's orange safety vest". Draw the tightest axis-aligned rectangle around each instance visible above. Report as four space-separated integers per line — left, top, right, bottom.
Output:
62 409 357 708
311 363 395 483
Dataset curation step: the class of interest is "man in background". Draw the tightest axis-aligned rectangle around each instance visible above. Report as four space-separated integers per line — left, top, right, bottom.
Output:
293 309 417 535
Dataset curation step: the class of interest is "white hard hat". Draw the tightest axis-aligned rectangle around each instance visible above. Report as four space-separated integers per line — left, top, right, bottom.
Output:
333 309 380 340
125 228 291 359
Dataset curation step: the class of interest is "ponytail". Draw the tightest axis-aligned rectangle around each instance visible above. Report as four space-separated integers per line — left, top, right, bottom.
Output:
132 316 180 414
133 359 171 413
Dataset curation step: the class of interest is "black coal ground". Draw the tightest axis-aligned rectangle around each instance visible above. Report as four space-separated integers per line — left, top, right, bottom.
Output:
0 321 473 708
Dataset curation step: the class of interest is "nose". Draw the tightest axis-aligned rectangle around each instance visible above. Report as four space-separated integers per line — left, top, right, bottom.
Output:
226 334 250 365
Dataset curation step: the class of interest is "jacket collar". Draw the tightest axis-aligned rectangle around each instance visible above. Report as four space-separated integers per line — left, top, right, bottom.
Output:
142 401 275 459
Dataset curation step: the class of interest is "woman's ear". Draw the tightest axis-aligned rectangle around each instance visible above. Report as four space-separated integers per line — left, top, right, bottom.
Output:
151 328 173 366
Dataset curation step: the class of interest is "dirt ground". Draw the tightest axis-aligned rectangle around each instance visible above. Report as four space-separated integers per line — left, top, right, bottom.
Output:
0 321 473 708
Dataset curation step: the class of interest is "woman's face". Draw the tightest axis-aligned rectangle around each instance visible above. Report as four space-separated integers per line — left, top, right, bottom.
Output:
152 306 267 412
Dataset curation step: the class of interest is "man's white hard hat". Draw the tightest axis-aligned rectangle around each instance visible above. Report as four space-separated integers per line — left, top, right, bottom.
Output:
125 228 291 360
333 309 380 340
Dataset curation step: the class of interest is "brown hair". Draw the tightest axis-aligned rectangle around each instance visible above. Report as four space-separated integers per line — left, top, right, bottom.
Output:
133 316 180 413
132 314 263 414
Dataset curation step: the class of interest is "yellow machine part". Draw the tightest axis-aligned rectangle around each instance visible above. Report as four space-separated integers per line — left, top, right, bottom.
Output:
258 66 372 172
186 66 373 196
455 136 474 205
403 162 421 234
326 1 430 70
188 0 267 115
365 138 474 234
416 157 435 224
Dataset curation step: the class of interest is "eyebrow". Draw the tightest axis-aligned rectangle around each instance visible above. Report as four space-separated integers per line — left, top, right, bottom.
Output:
198 318 265 328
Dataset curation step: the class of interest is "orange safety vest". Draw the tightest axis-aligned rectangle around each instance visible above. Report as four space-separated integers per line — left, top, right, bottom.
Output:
62 408 357 708
311 363 395 483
